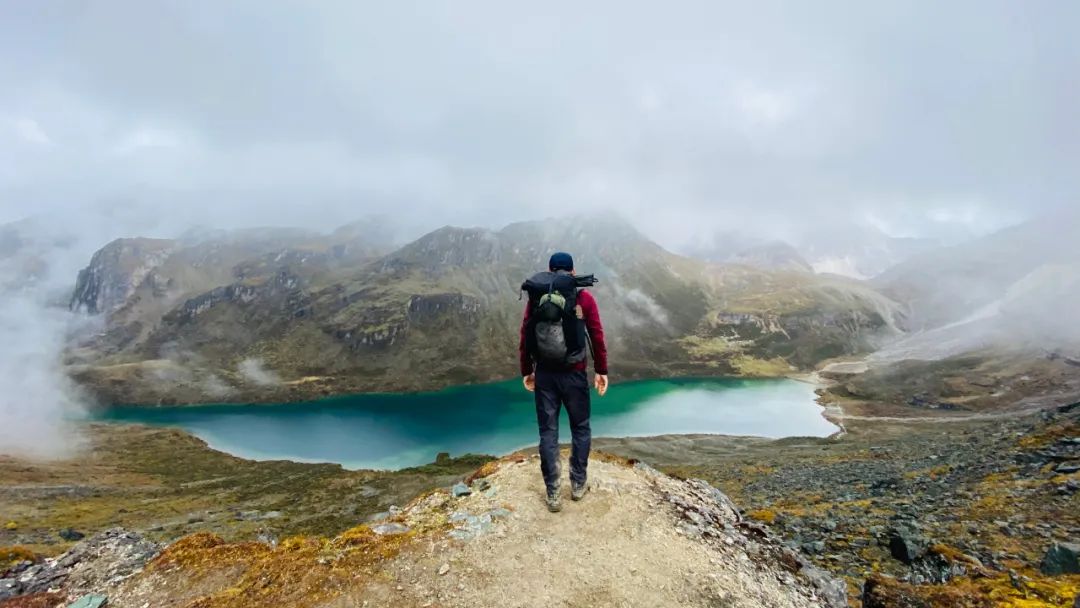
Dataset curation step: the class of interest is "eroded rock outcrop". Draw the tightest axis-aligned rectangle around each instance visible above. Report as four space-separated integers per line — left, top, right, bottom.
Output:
0 529 159 604
69 238 175 315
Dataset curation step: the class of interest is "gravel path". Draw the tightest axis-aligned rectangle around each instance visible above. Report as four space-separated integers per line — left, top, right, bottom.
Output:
362 455 840 608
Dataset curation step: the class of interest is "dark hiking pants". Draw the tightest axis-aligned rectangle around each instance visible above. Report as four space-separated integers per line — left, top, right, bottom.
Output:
535 369 591 493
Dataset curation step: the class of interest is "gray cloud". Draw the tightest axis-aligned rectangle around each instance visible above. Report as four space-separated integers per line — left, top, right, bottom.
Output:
1 1 1076 248
0 2 1077 457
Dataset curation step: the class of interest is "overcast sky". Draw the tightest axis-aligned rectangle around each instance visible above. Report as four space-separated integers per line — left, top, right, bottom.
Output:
1 0 1077 248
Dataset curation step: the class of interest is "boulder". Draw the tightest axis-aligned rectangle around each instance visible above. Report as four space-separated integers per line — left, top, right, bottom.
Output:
14 528 160 598
862 574 930 608
886 524 928 564
68 595 108 608
1040 543 1080 576
910 546 983 584
58 528 85 542
0 578 17 602
371 523 409 535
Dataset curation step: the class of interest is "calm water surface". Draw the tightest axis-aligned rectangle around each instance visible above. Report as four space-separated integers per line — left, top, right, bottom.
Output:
101 377 837 470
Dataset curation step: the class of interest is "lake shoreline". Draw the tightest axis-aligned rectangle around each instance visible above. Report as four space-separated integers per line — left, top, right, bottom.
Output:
92 370 811 410
97 377 839 471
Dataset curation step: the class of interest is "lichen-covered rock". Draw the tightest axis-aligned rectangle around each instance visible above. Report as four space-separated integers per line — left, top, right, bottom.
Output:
886 522 928 564
1041 542 1080 575
4 529 159 602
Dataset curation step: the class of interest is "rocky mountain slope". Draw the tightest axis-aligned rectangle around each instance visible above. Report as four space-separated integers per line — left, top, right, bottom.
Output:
1 454 847 608
66 217 903 405
597 398 1080 607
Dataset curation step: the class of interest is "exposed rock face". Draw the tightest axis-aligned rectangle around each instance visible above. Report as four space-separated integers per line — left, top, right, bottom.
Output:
161 272 309 326
1 528 159 603
69 238 175 315
406 293 482 324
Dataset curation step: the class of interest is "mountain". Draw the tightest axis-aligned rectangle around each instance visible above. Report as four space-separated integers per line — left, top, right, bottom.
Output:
685 223 939 280
728 241 814 273
67 217 903 405
796 224 939 280
873 213 1080 358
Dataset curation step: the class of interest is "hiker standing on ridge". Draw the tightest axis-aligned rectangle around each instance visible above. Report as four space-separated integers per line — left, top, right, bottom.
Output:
519 252 608 512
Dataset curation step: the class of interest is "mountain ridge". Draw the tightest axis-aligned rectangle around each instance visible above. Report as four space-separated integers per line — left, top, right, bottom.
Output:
65 217 903 405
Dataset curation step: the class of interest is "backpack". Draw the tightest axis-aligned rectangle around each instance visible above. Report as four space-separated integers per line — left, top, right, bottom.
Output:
521 271 598 367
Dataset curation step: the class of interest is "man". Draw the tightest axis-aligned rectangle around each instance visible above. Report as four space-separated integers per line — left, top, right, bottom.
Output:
520 251 608 512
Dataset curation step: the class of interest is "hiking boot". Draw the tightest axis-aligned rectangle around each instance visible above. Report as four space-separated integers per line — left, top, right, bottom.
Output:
546 486 562 512
571 480 587 501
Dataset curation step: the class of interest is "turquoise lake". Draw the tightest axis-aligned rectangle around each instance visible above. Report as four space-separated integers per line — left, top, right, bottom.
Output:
100 377 838 470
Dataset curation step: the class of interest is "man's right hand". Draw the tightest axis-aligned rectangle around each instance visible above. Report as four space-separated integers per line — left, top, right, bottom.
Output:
523 373 535 392
594 373 608 396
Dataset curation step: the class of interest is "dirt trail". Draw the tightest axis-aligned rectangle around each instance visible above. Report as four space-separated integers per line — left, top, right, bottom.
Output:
358 454 842 608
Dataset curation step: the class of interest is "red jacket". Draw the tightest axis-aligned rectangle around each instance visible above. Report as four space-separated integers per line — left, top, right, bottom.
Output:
519 289 608 376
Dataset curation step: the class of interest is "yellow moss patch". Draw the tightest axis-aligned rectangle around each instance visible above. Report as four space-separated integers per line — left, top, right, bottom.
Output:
904 465 952 480
732 355 793 377
591 451 637 467
149 520 425 608
679 335 739 361
746 508 777 524
943 573 1080 607
153 532 271 571
464 453 528 484
0 545 36 569
1017 420 1079 450
739 464 776 476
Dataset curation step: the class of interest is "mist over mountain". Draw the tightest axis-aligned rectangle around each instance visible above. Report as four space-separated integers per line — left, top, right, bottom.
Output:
871 212 1080 362
685 221 942 280
60 216 900 405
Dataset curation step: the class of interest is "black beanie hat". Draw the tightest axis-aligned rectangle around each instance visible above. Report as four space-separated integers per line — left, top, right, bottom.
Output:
549 251 574 271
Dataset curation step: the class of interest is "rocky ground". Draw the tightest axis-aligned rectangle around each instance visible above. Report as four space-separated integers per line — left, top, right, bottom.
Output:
2 455 845 608
597 400 1080 606
0 425 492 557
3 356 1080 606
